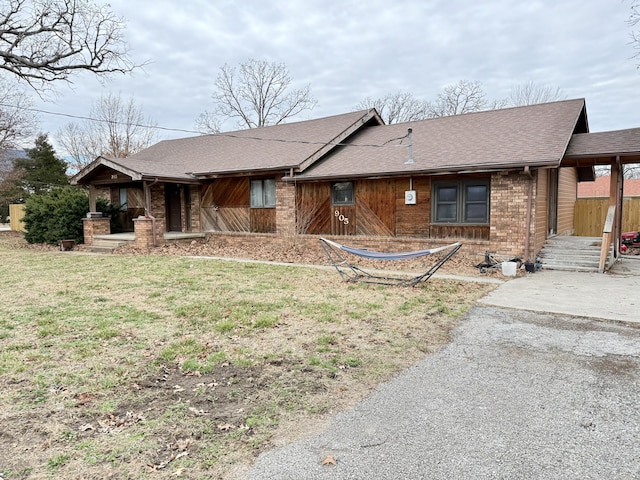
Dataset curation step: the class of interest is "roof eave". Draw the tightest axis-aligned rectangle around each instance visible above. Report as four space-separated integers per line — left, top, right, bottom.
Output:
190 165 296 179
288 160 561 182
296 109 384 173
71 156 143 185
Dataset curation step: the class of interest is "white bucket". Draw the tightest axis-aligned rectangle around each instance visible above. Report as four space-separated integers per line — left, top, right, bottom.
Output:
501 261 517 277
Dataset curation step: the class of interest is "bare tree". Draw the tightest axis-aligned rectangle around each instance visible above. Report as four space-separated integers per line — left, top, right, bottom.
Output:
355 92 430 124
630 0 640 66
508 81 566 106
57 92 157 171
195 110 222 134
0 0 138 91
197 58 317 132
425 80 493 117
0 79 37 151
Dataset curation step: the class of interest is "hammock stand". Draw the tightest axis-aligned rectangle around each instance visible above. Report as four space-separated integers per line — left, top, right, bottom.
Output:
319 237 462 287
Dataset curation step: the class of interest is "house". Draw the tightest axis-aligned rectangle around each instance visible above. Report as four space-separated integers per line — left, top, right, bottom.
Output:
72 98 639 264
577 175 640 197
574 175 640 237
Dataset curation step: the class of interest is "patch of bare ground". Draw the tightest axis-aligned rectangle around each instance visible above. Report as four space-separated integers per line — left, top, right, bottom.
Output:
0 232 497 479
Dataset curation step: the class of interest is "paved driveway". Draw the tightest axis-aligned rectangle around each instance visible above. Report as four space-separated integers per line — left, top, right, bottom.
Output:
247 261 640 479
478 256 640 323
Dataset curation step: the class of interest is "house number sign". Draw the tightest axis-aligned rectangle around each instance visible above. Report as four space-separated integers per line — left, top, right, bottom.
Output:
334 209 349 225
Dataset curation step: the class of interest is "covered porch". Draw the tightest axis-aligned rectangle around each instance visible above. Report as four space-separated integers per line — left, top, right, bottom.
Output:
563 128 640 272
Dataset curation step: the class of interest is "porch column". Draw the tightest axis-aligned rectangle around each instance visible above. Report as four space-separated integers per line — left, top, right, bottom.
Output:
133 217 156 248
82 217 110 246
599 158 623 272
88 185 98 212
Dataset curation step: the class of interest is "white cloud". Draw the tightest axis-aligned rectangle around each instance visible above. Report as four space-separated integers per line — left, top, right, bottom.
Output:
22 0 640 154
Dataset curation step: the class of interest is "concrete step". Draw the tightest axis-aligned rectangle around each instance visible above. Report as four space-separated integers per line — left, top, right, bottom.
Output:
89 238 132 253
538 263 600 273
92 239 129 248
538 235 614 272
89 245 119 254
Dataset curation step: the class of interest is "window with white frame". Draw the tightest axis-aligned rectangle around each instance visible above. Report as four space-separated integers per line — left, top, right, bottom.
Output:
433 179 489 224
331 181 354 205
250 179 276 208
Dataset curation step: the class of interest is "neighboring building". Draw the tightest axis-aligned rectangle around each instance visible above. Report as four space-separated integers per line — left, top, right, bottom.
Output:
577 175 640 197
73 98 640 261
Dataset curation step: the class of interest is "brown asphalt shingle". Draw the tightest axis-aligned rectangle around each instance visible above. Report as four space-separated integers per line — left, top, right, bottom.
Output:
111 109 380 180
294 99 586 180
565 127 640 158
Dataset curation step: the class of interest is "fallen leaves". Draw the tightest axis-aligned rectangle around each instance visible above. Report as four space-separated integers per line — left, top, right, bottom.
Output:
148 438 192 471
321 454 337 466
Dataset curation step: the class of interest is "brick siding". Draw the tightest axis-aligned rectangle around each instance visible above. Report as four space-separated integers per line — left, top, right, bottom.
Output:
82 217 110 245
275 178 296 237
489 171 532 257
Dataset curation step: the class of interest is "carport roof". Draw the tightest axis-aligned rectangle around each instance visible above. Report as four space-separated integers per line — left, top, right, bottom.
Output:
564 127 640 164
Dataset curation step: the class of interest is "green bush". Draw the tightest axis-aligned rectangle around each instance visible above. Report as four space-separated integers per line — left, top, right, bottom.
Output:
23 187 89 245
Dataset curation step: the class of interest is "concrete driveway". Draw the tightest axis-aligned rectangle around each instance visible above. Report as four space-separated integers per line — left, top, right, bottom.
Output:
479 255 640 323
247 257 640 479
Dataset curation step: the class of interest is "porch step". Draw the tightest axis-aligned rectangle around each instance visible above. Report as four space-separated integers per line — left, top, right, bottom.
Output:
89 238 131 253
538 236 613 272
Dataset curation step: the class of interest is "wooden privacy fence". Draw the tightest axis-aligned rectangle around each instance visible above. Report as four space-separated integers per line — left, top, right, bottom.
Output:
574 198 640 236
9 204 26 232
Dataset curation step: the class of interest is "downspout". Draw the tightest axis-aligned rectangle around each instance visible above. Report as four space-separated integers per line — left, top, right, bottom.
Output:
524 166 534 263
144 178 159 247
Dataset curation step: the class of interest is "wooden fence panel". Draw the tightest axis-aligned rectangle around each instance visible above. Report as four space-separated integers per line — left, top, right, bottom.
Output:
9 204 25 232
574 198 640 236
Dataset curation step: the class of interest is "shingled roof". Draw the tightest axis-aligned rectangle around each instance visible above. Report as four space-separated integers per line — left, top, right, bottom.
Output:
293 99 588 181
72 109 382 184
564 127 640 164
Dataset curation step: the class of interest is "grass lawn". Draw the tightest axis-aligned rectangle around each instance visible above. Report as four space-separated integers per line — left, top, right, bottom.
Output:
0 232 495 479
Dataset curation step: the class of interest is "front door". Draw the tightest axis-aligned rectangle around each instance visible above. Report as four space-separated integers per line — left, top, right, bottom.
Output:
165 184 182 232
548 169 558 236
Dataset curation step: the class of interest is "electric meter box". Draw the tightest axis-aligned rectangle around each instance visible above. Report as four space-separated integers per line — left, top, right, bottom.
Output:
404 190 416 205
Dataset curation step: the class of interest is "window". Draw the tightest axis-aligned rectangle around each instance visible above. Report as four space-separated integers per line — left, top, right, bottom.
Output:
250 179 276 208
433 180 489 223
331 182 354 205
118 188 128 211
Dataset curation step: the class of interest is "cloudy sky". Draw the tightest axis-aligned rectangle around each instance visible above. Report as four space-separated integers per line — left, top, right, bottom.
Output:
29 0 640 152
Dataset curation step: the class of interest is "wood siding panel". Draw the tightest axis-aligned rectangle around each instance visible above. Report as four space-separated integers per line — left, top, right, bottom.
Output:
557 167 577 235
355 198 394 236
297 183 332 235
430 224 490 240
250 209 276 233
355 179 395 234
127 187 145 208
574 197 640 236
201 178 249 208
87 167 133 185
201 207 250 232
331 205 356 235
534 168 549 254
396 177 430 237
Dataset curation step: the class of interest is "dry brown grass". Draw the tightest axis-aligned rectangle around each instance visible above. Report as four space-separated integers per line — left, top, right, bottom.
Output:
0 232 496 479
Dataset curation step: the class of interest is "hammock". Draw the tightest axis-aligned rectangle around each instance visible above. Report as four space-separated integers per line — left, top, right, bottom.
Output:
319 237 462 287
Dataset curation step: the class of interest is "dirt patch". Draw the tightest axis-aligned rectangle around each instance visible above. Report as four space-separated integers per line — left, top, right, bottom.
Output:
0 232 497 479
